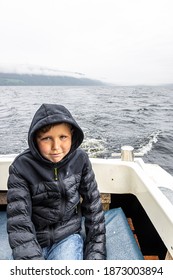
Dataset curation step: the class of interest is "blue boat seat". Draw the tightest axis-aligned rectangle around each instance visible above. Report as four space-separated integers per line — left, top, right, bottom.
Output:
0 208 143 260
0 211 11 259
105 207 143 259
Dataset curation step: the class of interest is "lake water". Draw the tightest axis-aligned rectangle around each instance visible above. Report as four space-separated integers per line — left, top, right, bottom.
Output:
0 85 173 175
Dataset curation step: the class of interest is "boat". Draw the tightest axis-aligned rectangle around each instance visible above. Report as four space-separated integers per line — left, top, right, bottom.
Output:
0 146 173 260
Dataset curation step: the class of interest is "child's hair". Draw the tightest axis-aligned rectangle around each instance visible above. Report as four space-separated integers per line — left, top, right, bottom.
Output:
36 122 73 138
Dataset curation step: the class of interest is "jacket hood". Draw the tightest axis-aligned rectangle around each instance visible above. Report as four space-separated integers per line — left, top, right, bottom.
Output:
28 104 84 162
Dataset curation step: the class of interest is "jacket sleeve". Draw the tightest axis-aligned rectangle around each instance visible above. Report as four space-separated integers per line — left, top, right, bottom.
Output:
79 154 106 260
7 164 44 260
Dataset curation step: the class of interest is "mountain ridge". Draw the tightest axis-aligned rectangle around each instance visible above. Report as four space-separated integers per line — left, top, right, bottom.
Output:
0 72 104 86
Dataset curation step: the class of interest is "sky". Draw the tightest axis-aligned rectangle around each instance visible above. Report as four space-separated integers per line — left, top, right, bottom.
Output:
0 0 173 85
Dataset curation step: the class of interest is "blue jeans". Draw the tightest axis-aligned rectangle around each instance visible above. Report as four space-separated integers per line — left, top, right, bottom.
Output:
42 234 83 260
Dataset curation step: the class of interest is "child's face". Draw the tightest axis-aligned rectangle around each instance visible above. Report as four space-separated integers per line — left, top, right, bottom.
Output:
36 123 72 163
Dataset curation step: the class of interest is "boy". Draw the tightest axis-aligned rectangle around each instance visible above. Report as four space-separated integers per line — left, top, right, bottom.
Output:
7 103 106 260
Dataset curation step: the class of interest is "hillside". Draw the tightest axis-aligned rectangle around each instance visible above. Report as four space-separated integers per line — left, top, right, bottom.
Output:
0 72 104 86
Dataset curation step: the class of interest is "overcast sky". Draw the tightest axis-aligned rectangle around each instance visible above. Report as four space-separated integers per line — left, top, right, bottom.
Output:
0 0 173 85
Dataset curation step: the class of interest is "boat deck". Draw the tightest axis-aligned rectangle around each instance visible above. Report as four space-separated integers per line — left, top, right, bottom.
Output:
0 191 171 260
0 207 144 260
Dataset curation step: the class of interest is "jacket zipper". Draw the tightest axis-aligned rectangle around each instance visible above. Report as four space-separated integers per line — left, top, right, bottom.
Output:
48 166 59 245
58 172 66 222
54 167 58 181
53 166 65 222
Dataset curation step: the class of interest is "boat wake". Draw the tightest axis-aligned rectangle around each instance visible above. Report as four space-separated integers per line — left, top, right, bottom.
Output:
138 130 162 155
81 138 107 157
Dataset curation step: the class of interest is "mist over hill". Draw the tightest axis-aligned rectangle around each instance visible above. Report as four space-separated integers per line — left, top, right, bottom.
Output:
0 71 104 86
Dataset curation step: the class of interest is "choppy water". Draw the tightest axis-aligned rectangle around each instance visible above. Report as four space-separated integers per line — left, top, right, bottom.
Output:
0 85 173 175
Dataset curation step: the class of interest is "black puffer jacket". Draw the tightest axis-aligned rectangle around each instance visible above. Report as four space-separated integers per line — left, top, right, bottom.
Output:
7 104 106 260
